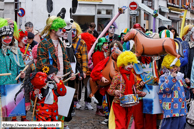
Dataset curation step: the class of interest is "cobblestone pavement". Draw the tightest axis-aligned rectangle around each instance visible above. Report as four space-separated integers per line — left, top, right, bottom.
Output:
68 90 133 129
11 89 134 129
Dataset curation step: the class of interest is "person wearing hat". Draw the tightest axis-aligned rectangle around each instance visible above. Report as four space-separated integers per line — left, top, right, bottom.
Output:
27 32 38 49
31 64 67 122
0 18 25 121
158 54 187 129
133 23 145 33
158 26 167 34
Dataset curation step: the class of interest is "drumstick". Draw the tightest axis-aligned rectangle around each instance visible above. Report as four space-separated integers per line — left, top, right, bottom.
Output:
15 65 29 80
60 72 71 79
24 44 30 55
136 77 155 89
0 73 11 76
31 95 38 125
63 72 79 83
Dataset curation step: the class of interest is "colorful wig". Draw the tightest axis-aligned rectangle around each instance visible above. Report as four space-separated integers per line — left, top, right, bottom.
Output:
80 32 96 52
32 44 38 59
72 22 82 36
0 18 8 28
17 29 28 42
117 51 138 67
161 54 181 69
182 25 193 38
94 37 107 52
41 16 66 36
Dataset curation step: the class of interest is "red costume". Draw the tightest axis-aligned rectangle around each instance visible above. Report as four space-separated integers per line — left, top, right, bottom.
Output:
92 51 105 68
30 72 67 123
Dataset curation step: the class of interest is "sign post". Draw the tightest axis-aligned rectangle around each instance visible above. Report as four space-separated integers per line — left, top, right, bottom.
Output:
129 1 139 25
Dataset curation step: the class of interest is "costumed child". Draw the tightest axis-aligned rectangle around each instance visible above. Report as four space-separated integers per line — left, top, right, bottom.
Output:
30 64 67 124
158 54 187 129
17 29 33 65
0 18 26 121
108 51 146 129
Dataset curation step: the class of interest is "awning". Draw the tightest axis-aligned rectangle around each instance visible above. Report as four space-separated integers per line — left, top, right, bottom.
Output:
138 3 172 26
160 6 169 13
168 6 184 12
168 16 181 21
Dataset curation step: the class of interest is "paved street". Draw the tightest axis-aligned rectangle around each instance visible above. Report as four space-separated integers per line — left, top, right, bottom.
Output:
11 89 133 129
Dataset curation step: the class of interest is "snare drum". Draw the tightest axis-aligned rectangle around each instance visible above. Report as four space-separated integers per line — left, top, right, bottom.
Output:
120 94 139 107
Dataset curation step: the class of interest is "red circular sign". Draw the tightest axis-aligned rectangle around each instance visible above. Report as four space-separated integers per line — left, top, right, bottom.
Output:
129 2 138 10
17 8 25 17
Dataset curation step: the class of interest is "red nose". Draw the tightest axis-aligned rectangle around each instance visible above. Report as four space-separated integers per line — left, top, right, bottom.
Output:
63 29 66 33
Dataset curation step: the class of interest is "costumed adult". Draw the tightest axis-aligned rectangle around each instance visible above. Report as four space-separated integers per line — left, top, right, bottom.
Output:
92 37 108 116
61 24 83 129
17 29 33 65
108 51 146 129
71 22 92 110
36 16 75 125
90 41 123 124
0 18 25 120
105 22 119 44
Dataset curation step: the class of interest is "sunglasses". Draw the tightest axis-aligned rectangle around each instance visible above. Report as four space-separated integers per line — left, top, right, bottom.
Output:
109 26 115 29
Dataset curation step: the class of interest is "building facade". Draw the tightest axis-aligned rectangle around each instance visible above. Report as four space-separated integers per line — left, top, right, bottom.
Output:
0 0 4 18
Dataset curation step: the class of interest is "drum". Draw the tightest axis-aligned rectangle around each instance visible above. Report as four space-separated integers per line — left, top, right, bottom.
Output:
120 94 139 107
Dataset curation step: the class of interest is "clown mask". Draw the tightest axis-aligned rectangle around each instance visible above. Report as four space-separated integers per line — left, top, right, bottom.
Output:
2 35 13 45
48 73 56 81
102 43 108 50
109 25 115 34
124 63 134 71
22 36 27 44
56 28 66 38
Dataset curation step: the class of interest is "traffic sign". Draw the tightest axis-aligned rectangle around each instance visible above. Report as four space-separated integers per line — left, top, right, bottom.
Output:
130 10 138 15
129 1 138 11
17 8 25 17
